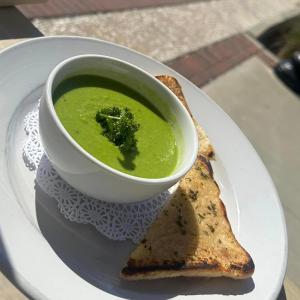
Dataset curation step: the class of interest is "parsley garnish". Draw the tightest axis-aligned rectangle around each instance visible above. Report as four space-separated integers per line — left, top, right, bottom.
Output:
96 106 140 153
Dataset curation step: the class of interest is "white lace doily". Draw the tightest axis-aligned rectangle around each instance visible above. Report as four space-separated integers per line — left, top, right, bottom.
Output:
23 105 172 243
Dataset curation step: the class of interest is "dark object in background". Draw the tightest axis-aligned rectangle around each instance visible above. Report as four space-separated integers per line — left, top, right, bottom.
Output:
275 58 300 94
292 51 300 78
258 15 300 59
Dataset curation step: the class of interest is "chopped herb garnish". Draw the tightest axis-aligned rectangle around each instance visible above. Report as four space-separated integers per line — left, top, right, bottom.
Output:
189 189 198 201
200 170 209 178
96 106 140 153
176 218 183 228
207 201 217 216
207 224 215 233
198 213 205 221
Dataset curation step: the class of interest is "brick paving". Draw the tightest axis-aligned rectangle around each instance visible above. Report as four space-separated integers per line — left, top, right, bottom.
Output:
167 34 278 87
17 0 203 19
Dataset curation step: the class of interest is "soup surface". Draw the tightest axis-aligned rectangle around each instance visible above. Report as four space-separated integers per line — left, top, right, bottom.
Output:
53 75 178 178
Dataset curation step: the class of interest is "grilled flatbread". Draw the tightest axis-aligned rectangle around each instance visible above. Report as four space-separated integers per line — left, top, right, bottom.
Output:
121 76 254 280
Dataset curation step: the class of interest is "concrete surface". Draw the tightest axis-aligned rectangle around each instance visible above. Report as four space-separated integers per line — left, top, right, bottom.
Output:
0 272 27 300
203 56 300 298
248 7 300 38
33 0 300 62
284 278 300 300
0 38 26 50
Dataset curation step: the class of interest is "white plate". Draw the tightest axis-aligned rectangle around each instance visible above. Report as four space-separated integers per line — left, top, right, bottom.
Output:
0 37 287 300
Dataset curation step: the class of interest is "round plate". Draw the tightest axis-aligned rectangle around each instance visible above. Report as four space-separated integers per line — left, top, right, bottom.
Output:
0 37 287 300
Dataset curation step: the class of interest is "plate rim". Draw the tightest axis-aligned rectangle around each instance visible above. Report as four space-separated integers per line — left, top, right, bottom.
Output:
0 35 288 300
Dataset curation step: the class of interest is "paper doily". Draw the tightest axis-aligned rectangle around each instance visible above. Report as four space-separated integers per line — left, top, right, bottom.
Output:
23 105 172 243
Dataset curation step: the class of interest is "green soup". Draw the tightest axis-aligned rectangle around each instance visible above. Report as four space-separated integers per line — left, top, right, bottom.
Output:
53 75 178 178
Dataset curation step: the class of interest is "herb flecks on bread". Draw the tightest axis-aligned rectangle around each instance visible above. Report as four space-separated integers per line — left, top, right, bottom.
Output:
121 155 254 280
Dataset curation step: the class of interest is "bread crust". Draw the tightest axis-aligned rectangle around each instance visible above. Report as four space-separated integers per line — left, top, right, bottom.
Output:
156 75 215 159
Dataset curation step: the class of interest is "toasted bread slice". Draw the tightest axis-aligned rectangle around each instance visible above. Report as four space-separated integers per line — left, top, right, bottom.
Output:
121 76 254 280
121 155 254 280
156 75 215 159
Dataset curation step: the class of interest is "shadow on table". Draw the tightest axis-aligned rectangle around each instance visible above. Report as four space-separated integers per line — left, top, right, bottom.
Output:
35 184 255 299
277 286 287 300
0 6 42 40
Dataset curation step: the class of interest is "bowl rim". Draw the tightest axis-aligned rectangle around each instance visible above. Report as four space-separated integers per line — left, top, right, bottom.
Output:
45 54 198 184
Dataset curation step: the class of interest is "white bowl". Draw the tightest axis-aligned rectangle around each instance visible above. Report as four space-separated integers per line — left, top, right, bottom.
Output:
39 55 198 203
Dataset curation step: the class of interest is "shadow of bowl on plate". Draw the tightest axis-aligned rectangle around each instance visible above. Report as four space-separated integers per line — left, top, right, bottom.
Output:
35 184 254 299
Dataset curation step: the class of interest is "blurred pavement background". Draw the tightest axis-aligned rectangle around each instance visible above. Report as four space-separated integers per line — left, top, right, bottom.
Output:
1 0 300 299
